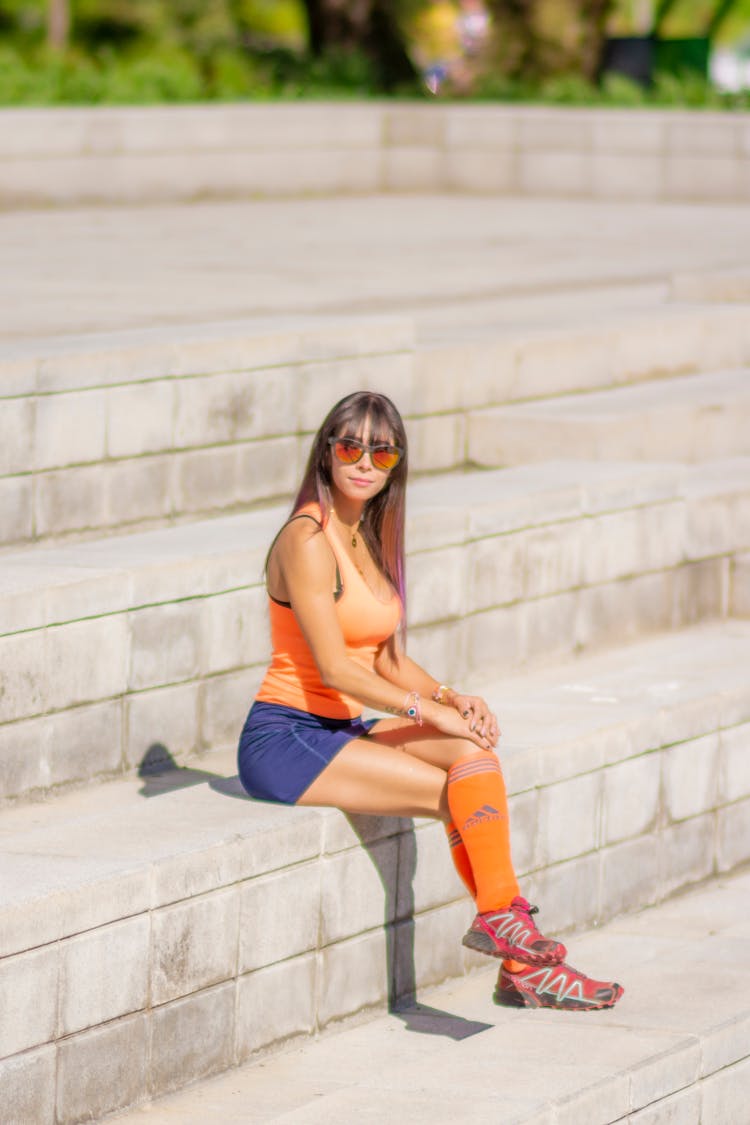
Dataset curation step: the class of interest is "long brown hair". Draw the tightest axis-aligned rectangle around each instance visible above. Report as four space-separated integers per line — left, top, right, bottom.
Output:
293 391 408 624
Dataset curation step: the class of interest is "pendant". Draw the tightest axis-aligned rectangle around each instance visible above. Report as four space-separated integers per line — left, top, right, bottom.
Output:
352 533 357 548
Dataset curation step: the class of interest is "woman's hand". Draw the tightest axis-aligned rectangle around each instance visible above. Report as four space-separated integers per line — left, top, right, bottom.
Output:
449 693 500 747
428 697 498 750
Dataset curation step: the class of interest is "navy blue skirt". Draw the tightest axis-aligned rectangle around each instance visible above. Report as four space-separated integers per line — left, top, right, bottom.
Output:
237 700 378 804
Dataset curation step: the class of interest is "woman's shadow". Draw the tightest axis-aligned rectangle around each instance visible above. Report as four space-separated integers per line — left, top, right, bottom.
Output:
138 747 491 1039
346 812 492 1040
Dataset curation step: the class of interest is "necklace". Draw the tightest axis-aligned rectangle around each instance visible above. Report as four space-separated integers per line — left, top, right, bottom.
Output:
351 531 365 575
332 510 365 572
332 510 360 549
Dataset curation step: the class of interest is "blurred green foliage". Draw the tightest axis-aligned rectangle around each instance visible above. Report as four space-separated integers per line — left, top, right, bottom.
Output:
614 0 750 40
2 38 748 105
0 41 390 103
0 0 748 105
472 64 750 104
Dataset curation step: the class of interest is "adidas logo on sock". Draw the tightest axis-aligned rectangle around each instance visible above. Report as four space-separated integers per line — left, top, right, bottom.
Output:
463 804 503 830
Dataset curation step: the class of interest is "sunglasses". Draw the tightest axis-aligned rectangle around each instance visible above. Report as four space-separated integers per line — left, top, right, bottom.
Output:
328 436 403 472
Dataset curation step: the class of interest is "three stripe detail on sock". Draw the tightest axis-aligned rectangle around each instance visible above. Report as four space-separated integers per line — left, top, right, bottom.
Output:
448 757 501 784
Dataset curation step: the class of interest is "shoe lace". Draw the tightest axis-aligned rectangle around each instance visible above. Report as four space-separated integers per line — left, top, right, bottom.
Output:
552 962 589 984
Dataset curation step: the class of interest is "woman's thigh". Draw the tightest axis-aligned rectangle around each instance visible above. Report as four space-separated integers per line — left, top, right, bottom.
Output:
296 723 496 818
368 718 497 771
296 735 449 819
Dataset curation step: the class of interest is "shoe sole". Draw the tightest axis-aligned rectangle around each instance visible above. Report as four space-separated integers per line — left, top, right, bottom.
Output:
493 983 624 1011
462 928 566 966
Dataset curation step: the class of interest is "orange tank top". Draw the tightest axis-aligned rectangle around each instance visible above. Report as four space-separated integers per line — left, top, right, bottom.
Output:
255 503 402 719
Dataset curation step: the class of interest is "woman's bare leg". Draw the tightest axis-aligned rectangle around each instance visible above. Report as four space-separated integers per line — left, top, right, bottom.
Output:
368 718 498 771
298 722 568 970
296 723 493 818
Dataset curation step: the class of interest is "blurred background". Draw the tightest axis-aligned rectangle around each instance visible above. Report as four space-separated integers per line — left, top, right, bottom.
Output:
0 0 749 107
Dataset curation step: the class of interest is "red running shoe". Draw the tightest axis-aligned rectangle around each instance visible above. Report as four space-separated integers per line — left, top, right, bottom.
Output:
462 897 566 966
495 960 624 1010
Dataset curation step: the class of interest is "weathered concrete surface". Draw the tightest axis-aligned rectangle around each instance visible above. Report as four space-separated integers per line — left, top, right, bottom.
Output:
2 460 748 801
107 867 750 1125
3 195 750 344
468 369 750 465
0 620 749 1122
2 175 749 1125
3 301 749 547
1 104 749 208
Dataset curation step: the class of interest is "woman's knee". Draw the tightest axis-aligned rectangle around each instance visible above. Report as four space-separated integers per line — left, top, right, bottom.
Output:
447 739 498 767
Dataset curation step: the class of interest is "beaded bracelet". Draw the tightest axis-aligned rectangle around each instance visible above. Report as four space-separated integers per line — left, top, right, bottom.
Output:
403 690 423 726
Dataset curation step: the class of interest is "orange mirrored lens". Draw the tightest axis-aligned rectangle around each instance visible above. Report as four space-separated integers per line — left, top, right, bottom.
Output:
333 440 363 464
371 447 400 470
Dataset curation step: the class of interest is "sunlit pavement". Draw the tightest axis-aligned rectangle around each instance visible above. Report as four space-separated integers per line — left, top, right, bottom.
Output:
4 194 750 346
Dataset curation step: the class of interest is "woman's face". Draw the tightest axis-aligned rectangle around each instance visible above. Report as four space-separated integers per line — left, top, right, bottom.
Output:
328 419 399 508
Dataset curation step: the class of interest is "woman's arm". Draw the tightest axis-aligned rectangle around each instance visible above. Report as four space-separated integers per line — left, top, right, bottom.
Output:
274 521 493 748
375 640 500 745
374 641 442 700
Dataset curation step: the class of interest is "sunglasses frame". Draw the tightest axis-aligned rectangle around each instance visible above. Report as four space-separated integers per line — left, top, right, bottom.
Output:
328 436 403 471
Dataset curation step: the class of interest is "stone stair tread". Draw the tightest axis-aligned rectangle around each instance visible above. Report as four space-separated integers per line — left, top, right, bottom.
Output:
4 284 749 551
2 457 732 637
415 282 724 343
681 457 750 497
3 293 744 396
5 454 746 805
6 195 750 343
468 374 750 465
107 867 750 1124
672 265 750 303
481 368 750 419
0 314 413 396
2 618 749 962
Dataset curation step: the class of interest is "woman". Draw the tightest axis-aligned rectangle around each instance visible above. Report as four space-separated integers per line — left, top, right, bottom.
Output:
238 391 622 1011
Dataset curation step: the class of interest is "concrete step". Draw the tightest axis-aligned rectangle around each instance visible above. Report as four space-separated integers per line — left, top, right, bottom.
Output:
107 867 750 1125
3 298 750 548
734 552 750 616
672 265 750 304
3 458 749 804
1 620 748 1123
0 315 413 548
468 369 750 466
5 197 750 347
2 103 750 207
416 293 750 408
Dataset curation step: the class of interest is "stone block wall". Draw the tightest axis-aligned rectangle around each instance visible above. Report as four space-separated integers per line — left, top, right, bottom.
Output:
732 553 750 616
1 460 749 804
0 317 413 547
2 302 749 549
0 103 748 207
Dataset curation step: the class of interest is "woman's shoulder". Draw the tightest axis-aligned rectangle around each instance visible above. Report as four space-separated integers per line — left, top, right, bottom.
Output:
272 504 332 562
291 500 326 527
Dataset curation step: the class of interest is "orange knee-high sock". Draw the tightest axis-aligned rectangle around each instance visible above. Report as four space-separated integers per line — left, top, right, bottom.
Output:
446 820 526 975
446 753 520 914
446 821 477 897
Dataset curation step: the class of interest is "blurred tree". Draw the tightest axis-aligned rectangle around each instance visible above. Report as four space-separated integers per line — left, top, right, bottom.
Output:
47 0 70 47
300 0 419 87
485 0 620 80
579 0 617 78
484 0 544 79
